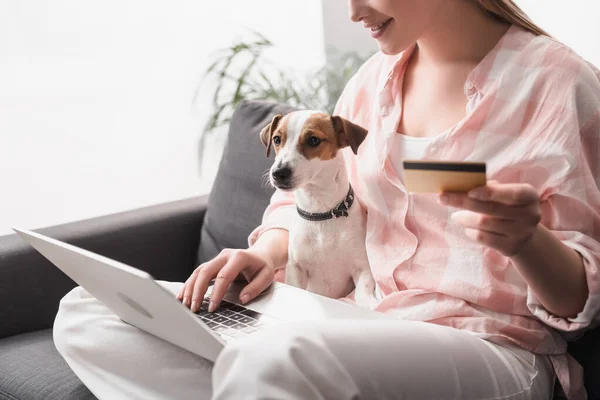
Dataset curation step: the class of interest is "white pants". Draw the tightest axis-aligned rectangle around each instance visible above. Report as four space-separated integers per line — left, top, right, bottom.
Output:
53 282 555 400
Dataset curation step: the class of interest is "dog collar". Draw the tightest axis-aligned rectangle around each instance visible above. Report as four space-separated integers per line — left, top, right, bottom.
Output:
296 185 355 222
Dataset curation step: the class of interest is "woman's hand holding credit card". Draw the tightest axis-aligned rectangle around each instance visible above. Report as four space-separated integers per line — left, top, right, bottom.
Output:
403 160 543 257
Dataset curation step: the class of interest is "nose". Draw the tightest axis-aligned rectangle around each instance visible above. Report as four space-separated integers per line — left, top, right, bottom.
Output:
272 166 292 182
348 0 366 22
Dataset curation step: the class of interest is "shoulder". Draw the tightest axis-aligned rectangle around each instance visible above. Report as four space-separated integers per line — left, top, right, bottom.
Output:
345 51 390 89
334 51 399 123
487 29 600 137
504 34 600 177
527 34 599 84
509 32 600 120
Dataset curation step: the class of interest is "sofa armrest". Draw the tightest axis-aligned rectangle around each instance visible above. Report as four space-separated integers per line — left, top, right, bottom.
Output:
0 195 208 339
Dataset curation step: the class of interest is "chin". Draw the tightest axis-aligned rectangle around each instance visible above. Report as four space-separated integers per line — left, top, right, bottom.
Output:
272 181 296 192
276 186 295 192
376 36 414 56
377 42 405 56
378 46 399 56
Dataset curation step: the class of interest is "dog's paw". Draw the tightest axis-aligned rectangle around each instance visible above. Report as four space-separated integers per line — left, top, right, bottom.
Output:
354 292 379 310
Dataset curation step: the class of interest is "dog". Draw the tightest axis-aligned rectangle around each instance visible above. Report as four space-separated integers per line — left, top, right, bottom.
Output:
260 110 379 309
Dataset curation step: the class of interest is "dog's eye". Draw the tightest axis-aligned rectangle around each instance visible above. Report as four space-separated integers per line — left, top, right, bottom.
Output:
308 136 321 147
272 136 281 146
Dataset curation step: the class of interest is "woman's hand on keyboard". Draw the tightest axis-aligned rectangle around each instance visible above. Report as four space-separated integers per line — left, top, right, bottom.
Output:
177 229 289 313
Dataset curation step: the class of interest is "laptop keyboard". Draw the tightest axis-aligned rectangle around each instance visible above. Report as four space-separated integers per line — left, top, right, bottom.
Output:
195 298 280 343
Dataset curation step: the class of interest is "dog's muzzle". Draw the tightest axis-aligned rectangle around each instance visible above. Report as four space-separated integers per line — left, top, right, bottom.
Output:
272 166 293 187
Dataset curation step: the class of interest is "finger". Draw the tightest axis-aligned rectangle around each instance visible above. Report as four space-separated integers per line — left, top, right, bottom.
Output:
190 266 216 312
468 182 539 206
189 252 231 312
239 266 274 305
181 273 198 307
463 228 521 256
209 251 264 312
439 192 538 219
451 210 532 236
182 252 228 309
177 280 189 300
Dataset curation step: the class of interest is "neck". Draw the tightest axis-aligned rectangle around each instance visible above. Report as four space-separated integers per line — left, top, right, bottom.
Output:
294 155 349 214
416 1 510 67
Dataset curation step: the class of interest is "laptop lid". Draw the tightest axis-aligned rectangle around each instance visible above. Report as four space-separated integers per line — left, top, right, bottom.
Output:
13 228 225 361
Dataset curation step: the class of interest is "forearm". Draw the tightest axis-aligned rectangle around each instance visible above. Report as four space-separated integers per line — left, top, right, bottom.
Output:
248 228 289 270
511 224 588 318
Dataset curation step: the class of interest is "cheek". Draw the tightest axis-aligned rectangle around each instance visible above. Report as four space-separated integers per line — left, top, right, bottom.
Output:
297 158 324 178
372 0 406 14
321 143 339 160
375 0 440 53
378 0 435 20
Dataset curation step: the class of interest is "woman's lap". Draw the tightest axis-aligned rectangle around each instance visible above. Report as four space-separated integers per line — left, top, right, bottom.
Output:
54 283 214 400
54 285 554 400
214 320 554 400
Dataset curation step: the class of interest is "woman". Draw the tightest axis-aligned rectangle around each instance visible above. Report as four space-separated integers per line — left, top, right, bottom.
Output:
54 0 600 399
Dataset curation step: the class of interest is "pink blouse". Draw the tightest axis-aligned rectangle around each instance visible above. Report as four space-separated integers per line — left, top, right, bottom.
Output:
250 25 600 399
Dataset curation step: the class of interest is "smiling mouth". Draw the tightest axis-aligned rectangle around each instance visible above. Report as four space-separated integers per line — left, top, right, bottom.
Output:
370 18 392 32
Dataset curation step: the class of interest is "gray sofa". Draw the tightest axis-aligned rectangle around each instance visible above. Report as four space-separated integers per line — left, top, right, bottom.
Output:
1 100 598 400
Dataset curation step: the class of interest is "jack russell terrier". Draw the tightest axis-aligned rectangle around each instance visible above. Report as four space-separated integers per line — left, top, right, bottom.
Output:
260 110 379 309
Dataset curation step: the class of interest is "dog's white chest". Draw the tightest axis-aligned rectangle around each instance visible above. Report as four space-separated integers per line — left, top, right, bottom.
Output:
287 208 368 298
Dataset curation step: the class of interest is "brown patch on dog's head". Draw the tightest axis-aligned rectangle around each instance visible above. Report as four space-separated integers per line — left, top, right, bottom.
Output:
331 116 368 155
260 114 284 157
298 113 340 160
296 113 369 160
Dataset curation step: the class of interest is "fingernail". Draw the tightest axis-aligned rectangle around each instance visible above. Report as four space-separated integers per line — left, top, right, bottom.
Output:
451 210 468 222
183 297 190 307
191 300 198 312
240 294 249 304
208 301 216 313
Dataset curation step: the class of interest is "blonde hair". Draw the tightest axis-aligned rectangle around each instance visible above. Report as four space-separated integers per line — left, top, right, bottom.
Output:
472 0 550 37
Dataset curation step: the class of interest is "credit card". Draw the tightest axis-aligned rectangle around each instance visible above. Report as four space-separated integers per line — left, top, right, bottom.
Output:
403 160 487 193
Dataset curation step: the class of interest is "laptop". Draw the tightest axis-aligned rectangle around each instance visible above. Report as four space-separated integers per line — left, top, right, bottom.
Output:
14 228 392 362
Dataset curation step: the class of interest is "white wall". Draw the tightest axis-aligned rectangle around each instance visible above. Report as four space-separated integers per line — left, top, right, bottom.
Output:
3 1 597 236
516 0 600 67
321 0 377 60
0 0 325 235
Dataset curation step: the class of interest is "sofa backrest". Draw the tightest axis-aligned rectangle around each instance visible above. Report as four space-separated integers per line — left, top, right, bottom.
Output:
196 100 297 264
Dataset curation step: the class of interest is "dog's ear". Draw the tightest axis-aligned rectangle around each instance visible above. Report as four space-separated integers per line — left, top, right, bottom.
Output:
331 116 368 155
260 114 283 158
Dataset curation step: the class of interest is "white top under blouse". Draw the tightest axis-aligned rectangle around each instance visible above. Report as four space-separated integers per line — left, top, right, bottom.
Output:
389 133 436 181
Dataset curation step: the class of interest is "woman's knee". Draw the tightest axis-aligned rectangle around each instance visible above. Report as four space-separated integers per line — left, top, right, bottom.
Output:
213 325 317 391
53 286 111 359
212 325 358 399
215 325 308 377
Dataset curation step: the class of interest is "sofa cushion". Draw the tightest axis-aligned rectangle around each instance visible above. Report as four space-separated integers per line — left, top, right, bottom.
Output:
197 100 297 264
0 329 95 400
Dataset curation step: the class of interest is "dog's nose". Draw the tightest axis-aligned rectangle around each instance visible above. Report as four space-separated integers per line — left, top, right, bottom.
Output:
272 166 292 182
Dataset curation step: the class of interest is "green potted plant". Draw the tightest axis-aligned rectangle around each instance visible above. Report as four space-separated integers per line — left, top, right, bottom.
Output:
196 32 372 164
